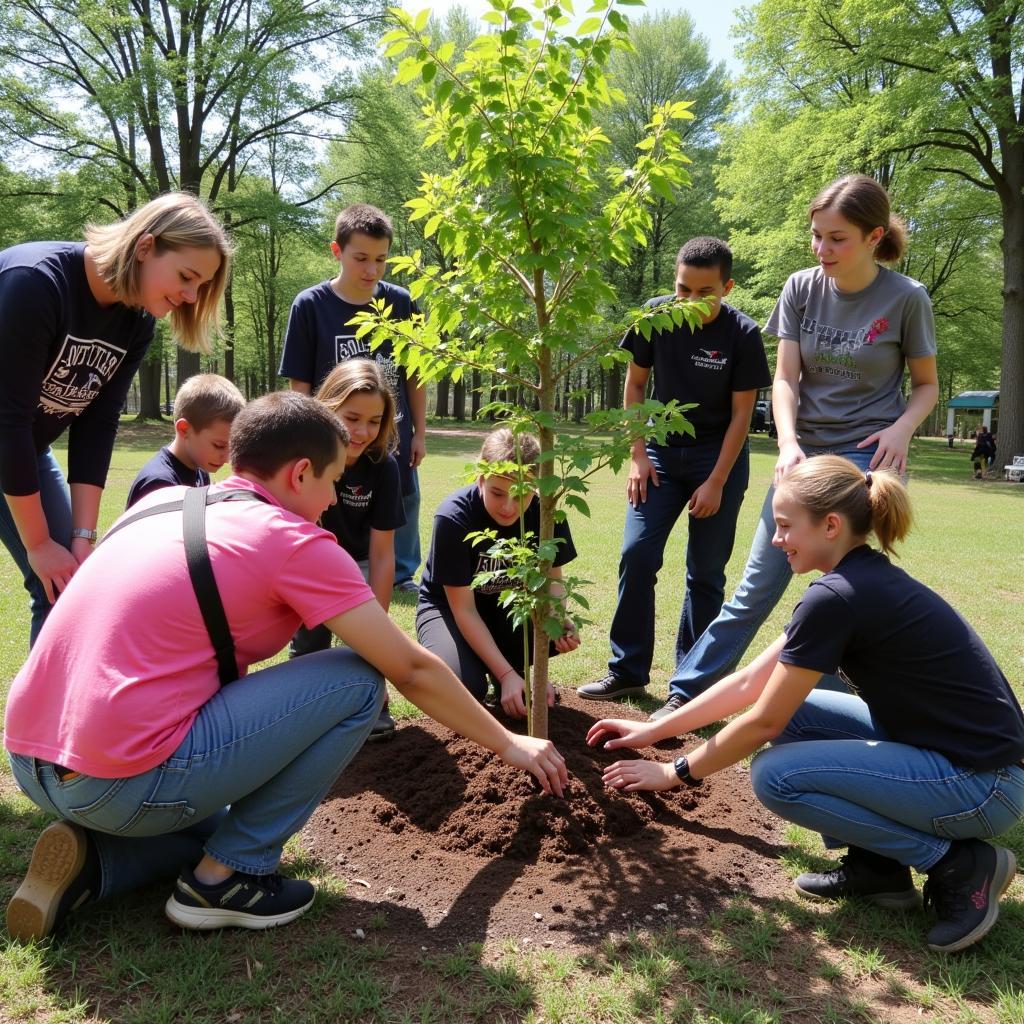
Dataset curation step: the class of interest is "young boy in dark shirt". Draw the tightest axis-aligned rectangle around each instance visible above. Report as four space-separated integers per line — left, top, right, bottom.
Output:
578 236 771 703
126 374 245 508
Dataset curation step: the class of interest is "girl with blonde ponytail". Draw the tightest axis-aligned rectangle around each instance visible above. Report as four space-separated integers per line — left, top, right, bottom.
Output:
589 455 1024 956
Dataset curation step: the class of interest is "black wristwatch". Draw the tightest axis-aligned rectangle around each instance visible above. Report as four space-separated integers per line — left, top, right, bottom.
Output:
673 755 702 788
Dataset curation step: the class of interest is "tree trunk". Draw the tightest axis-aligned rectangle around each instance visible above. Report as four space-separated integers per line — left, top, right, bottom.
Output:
606 361 622 411
177 348 201 385
453 378 466 421
435 376 450 417
471 370 481 418
137 356 162 419
223 278 236 383
998 187 1024 464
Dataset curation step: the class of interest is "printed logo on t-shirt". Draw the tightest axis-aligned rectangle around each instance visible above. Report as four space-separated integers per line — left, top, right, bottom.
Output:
334 333 404 422
340 482 372 509
692 348 728 370
474 553 518 594
798 314 883 381
39 334 128 416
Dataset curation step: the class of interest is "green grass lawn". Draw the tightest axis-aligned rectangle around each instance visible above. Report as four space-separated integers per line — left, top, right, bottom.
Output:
1 424 1023 1023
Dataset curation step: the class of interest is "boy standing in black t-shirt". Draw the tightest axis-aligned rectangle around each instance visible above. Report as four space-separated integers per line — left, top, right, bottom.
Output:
126 374 245 508
579 237 771 702
278 204 426 590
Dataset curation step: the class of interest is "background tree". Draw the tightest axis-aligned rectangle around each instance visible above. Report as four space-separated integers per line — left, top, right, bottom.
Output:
0 0 387 381
732 0 1023 461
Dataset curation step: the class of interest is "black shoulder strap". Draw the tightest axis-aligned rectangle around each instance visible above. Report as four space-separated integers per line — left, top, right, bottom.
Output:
101 487 269 685
183 487 238 686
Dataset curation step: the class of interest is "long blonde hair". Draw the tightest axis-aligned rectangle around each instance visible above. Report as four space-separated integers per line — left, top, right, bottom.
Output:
85 193 232 354
777 455 913 556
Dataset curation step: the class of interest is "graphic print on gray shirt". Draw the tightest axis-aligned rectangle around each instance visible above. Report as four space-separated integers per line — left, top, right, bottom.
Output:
765 266 936 448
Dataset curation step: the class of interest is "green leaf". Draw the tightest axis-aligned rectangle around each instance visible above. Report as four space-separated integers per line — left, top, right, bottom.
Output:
576 16 603 34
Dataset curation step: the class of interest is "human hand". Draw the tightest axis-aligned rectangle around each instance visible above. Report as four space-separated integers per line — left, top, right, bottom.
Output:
500 670 528 718
553 620 580 654
586 718 656 751
773 440 805 485
26 538 79 604
688 478 723 518
498 734 568 797
626 452 659 507
410 433 426 469
859 423 912 475
602 758 678 793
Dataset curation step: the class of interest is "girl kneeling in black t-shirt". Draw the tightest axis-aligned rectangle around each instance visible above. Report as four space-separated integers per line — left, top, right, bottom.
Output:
589 455 1024 954
417 428 581 718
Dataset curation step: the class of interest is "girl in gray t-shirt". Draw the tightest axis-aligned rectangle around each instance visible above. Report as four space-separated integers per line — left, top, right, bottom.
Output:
656 174 939 719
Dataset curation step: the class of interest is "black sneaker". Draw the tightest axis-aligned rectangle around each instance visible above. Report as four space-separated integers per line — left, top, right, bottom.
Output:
794 847 919 909
923 839 1017 953
576 674 648 701
649 694 688 722
165 868 315 931
394 579 419 594
367 706 396 742
6 821 100 942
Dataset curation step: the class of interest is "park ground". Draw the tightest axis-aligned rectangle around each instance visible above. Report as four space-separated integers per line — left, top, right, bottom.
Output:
1 424 1023 1023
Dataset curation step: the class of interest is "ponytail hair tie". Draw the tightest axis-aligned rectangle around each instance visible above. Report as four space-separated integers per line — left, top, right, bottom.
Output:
865 470 873 489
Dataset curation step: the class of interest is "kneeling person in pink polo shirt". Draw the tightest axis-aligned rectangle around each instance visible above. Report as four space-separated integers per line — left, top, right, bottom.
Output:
4 391 568 940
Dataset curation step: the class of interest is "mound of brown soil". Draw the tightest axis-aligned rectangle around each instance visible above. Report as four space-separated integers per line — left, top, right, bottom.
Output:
302 689 790 950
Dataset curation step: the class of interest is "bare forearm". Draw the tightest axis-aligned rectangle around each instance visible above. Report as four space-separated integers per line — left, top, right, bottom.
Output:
70 483 102 532
368 551 394 612
707 411 750 485
454 604 515 680
5 492 49 548
895 381 939 434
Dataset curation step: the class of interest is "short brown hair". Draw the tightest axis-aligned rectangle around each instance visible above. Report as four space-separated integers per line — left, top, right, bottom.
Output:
334 203 393 249
809 175 907 264
316 359 397 462
173 373 245 431
479 427 541 473
84 192 233 354
230 391 349 479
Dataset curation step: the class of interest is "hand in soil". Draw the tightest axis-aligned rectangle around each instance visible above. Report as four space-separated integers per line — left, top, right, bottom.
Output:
497 733 569 797
586 717 656 751
602 757 679 793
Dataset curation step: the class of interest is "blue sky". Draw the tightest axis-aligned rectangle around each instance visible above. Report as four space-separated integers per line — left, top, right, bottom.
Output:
422 0 745 74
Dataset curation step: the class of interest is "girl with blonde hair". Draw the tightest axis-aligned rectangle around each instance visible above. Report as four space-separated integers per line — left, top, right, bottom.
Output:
0 192 232 644
591 456 1024 955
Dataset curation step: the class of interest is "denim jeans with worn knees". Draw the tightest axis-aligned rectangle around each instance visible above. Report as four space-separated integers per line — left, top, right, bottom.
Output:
10 648 384 900
749 688 1024 870
666 443 877 701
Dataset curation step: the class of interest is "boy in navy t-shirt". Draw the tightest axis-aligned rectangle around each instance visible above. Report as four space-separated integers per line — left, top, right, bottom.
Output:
278 204 426 591
579 237 771 703
126 374 245 508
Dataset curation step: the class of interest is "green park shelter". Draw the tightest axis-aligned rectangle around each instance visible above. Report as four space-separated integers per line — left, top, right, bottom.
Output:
945 390 999 435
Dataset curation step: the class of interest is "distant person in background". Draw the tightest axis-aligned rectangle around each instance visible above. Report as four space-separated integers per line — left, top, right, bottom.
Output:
971 426 995 480
0 193 231 646
126 374 244 508
279 203 426 592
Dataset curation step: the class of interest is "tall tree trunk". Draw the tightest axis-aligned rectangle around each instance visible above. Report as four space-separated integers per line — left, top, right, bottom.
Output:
137 355 162 419
178 348 201 384
471 369 481 418
436 376 450 418
223 277 236 383
998 188 1024 463
453 378 466 421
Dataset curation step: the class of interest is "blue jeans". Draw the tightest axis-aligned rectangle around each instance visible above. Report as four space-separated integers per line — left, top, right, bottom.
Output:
667 443 876 701
608 442 749 684
394 470 421 584
9 648 383 900
750 689 1024 870
0 448 73 648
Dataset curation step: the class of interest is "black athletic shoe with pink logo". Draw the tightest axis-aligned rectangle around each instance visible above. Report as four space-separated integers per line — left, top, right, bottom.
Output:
923 839 1017 953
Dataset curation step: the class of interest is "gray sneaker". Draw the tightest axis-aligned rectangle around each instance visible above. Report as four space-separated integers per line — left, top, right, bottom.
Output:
576 674 648 701
649 694 687 722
